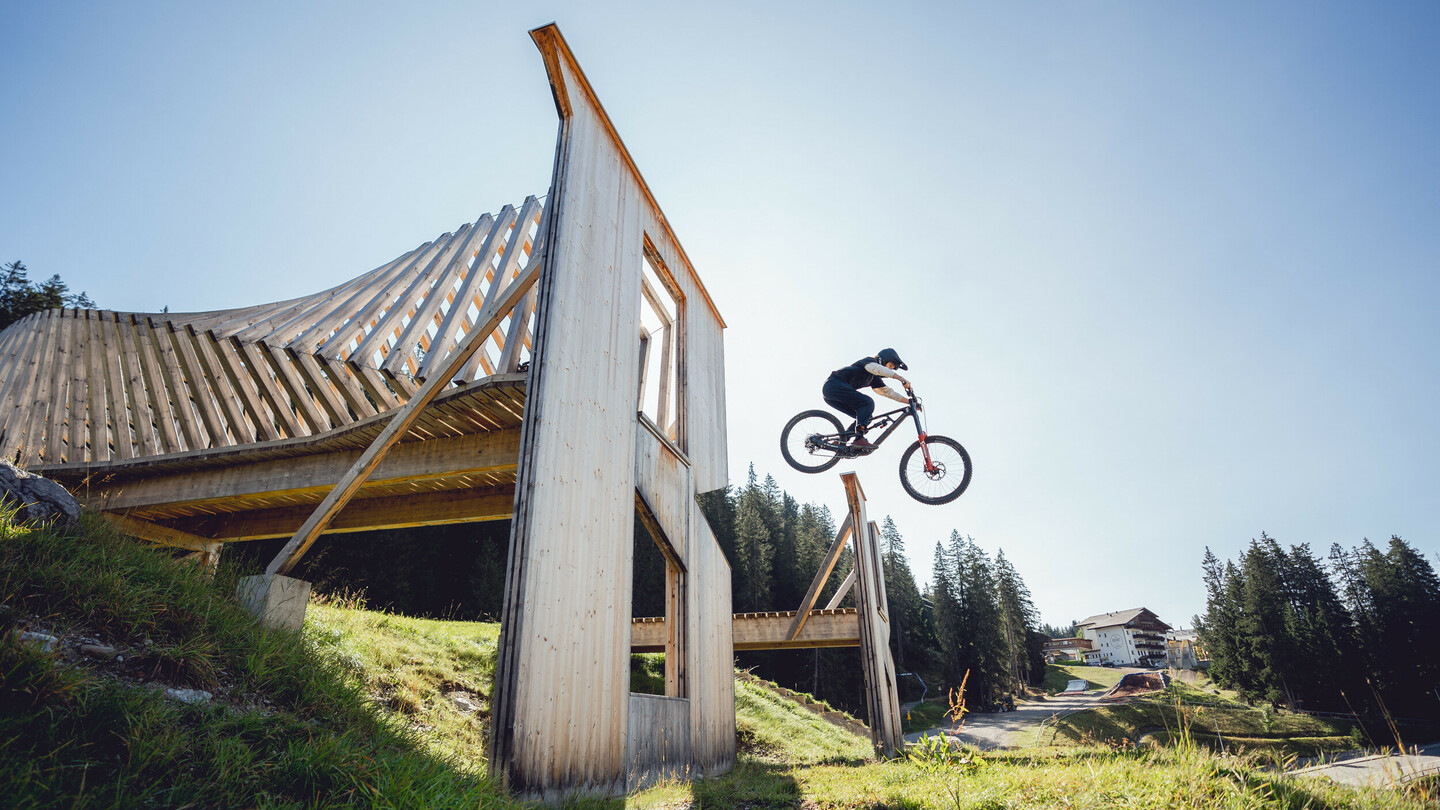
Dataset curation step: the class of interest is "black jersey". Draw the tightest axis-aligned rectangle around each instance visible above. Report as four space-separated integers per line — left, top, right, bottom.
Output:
828 356 886 390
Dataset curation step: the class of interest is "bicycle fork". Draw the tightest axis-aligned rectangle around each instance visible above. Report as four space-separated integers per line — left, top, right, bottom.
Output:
910 404 939 474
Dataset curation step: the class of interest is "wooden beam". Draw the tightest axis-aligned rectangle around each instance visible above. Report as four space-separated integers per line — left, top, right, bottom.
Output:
86 427 520 511
631 610 860 653
263 260 540 577
104 512 218 552
784 512 853 641
824 566 856 610
163 485 516 540
634 489 686 573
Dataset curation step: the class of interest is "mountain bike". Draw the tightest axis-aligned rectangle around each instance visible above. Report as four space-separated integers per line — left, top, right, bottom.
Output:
779 385 972 505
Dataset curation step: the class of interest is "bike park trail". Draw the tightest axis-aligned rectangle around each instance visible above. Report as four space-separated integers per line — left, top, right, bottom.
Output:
1289 742 1440 788
903 685 1130 751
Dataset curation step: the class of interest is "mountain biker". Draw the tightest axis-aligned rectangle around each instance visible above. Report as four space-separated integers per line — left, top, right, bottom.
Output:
823 348 912 447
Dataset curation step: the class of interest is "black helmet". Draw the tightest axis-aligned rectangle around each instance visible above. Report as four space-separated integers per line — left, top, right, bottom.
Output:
877 348 907 370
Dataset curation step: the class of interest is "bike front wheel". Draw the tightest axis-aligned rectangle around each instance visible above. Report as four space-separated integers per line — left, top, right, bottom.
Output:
899 435 972 505
780 410 846 473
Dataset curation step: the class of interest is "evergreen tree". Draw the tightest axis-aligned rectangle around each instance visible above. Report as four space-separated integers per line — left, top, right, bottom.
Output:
993 550 1038 692
0 260 96 331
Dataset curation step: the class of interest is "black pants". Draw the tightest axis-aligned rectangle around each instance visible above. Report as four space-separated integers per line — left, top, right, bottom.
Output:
822 377 873 433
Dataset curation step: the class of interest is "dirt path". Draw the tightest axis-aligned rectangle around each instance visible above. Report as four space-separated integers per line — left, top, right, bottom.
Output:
904 689 1121 750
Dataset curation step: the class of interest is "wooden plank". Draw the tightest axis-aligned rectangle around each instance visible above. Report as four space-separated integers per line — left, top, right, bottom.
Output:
352 364 402 411
823 566 856 610
132 316 183 452
265 255 543 576
785 512 853 641
104 512 218 552
147 318 208 450
632 610 860 652
188 327 254 445
167 322 230 448
626 694 691 788
18 310 64 465
84 312 111 461
211 333 281 442
89 426 519 510
292 351 352 427
317 356 378 419
45 310 76 463
354 229 464 369
132 317 193 451
261 342 330 433
114 315 161 456
0 320 43 448
67 311 91 461
417 210 507 378
842 472 902 757
291 251 417 355
98 314 135 460
169 485 515 540
234 339 305 437
383 220 486 376
333 241 446 365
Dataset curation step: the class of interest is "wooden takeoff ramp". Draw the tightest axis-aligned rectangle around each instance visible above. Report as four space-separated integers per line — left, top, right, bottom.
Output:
632 471 905 757
0 24 735 800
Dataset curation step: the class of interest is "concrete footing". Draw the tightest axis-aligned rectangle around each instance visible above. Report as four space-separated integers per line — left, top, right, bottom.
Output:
236 574 310 632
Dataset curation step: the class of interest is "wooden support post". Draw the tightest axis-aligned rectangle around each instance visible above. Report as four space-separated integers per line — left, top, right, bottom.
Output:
823 567 856 610
264 259 542 576
841 472 903 756
784 512 853 641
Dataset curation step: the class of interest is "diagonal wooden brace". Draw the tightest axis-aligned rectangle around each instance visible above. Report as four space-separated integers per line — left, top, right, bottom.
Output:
264 258 543 576
785 511 853 641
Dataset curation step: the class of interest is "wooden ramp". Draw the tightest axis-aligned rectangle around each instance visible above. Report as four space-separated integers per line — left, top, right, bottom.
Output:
0 23 736 800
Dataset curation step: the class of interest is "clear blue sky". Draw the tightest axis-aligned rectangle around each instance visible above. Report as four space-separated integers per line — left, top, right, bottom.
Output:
4 2 1438 630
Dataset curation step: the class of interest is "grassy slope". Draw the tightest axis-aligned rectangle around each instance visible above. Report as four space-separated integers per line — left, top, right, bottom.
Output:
1041 662 1127 694
5 517 1433 809
0 514 516 809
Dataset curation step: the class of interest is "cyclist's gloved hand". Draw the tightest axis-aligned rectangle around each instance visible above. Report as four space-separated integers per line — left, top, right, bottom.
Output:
915 398 924 412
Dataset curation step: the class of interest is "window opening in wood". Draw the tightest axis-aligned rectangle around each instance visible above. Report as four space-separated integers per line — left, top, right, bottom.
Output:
637 250 681 444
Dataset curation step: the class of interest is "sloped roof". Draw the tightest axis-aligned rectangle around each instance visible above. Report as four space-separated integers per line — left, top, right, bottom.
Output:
1077 607 1171 631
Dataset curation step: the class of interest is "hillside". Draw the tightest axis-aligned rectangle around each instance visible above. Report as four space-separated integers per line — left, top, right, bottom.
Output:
3 514 1435 808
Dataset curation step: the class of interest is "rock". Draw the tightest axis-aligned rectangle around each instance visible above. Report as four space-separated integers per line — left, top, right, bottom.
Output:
80 644 118 661
0 460 80 528
444 691 482 714
17 631 59 651
163 688 213 705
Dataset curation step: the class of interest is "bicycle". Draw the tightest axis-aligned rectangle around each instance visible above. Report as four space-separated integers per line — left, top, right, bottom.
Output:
779 384 972 505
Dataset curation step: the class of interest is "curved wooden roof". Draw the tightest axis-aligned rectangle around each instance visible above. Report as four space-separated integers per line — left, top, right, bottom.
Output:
0 199 545 470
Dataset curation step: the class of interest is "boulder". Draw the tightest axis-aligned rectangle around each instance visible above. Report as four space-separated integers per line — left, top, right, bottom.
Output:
0 460 80 528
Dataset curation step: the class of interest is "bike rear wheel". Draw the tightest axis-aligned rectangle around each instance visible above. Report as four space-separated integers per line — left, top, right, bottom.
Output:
780 410 846 473
898 435 972 504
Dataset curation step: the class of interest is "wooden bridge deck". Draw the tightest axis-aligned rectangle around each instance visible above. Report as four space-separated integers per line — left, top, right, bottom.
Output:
633 608 861 652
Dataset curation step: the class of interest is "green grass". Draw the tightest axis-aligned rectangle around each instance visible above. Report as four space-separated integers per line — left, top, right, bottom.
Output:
902 699 955 733
7 512 1434 809
0 512 516 809
1041 681 1365 759
1041 662 1126 694
734 677 874 765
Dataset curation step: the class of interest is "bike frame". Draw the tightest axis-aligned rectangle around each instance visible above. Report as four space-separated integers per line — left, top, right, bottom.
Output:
831 393 941 474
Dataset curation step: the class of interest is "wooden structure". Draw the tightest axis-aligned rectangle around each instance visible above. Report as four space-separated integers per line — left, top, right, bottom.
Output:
0 24 734 798
631 471 904 757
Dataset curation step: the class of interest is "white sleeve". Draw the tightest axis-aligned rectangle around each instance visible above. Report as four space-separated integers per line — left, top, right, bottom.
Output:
864 361 900 379
874 385 908 404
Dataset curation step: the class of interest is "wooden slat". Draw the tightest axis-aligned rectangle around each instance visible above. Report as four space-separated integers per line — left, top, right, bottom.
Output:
266 255 542 576
99 314 136 460
115 314 161 457
211 333 281 442
319 357 379 418
19 310 64 465
293 351 353 427
132 318 187 451
382 220 484 375
354 229 464 368
84 312 111 461
823 567 856 610
172 485 515 540
0 320 43 443
146 318 208 450
291 251 418 354
332 240 447 364
353 364 402 411
105 512 218 552
66 311 92 461
188 327 254 445
260 342 329 434
422 214 505 379
234 338 305 437
168 323 231 448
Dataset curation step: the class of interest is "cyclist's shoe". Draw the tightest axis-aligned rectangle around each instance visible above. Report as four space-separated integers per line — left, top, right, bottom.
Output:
851 435 872 448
